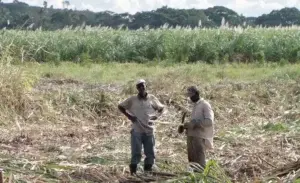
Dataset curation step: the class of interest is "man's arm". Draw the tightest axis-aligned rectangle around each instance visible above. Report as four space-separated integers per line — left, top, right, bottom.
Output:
156 105 165 116
191 118 213 128
118 97 137 122
191 101 214 128
118 105 136 122
150 95 165 120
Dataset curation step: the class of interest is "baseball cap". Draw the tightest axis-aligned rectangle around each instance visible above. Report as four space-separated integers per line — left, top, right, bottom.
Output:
136 79 146 86
186 86 199 96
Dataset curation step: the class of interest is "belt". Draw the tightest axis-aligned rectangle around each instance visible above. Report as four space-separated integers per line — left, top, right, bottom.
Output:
136 119 154 130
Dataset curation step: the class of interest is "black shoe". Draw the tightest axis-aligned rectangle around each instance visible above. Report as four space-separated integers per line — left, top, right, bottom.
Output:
129 164 137 175
144 164 152 172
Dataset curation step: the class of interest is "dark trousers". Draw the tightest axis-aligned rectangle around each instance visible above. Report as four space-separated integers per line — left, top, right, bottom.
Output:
130 130 155 166
187 136 206 170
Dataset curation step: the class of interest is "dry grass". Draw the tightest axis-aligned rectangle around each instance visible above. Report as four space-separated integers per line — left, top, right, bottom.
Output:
0 62 299 182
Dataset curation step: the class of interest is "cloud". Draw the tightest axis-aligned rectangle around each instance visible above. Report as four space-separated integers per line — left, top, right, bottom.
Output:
5 0 300 16
80 2 99 12
226 0 284 16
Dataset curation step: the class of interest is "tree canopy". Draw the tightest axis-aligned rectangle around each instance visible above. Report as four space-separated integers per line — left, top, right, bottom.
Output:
1 1 300 30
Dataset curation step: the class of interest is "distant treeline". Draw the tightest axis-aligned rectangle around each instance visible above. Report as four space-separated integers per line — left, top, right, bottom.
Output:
1 1 300 30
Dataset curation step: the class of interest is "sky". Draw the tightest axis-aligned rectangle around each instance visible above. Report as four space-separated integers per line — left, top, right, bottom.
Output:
3 0 300 17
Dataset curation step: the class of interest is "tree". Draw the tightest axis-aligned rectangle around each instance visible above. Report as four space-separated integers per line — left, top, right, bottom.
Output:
62 0 70 9
43 1 47 9
255 7 300 26
204 6 244 27
1 2 300 30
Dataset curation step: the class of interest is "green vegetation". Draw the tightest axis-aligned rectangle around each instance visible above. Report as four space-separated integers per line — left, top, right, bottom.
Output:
0 24 299 182
0 3 245 30
263 122 289 132
24 62 300 84
3 27 300 64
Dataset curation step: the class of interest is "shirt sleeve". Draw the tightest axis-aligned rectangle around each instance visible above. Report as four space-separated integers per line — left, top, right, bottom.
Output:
203 101 214 121
119 97 133 110
150 95 164 111
192 101 214 128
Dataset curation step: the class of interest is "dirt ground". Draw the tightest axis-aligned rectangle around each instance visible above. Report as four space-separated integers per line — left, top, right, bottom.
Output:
0 77 299 182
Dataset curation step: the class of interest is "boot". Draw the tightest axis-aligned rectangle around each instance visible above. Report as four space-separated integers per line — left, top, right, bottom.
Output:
129 164 137 175
144 164 152 172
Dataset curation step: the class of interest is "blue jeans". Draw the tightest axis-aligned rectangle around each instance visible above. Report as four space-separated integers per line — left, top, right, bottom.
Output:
130 130 155 165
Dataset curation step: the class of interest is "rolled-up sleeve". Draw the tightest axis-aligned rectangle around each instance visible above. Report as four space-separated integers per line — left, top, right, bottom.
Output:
119 97 133 110
150 95 164 111
203 101 214 121
202 102 214 127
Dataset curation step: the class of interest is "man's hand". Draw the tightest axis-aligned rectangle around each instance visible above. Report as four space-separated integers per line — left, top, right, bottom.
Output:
118 105 137 123
178 125 185 134
179 122 190 134
183 122 190 129
128 115 137 123
150 116 158 120
191 118 203 129
190 118 212 128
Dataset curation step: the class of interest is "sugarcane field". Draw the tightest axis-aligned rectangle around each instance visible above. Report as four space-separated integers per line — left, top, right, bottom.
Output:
0 3 300 182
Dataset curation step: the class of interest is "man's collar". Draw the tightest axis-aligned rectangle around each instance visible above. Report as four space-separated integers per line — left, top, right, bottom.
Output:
194 98 204 105
137 92 148 100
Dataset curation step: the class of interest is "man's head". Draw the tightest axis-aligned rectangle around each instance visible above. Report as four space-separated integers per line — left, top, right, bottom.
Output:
136 79 147 98
186 86 200 103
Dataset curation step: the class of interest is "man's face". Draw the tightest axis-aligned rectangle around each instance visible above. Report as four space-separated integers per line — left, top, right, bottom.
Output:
186 90 194 98
137 83 146 96
186 90 199 103
189 93 199 103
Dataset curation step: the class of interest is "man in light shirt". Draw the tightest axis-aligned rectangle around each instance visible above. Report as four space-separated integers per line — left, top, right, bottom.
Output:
118 79 165 175
182 86 215 171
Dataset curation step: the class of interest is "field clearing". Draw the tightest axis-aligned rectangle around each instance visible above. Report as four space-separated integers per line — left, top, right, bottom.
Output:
24 62 300 84
0 61 299 182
